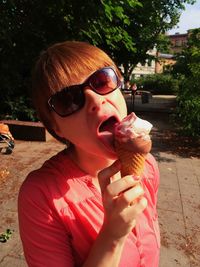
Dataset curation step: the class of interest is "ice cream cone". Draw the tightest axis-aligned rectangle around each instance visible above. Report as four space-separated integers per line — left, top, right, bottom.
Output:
115 140 146 177
114 113 153 177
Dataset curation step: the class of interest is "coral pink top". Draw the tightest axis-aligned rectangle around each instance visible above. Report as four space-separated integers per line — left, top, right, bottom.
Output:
18 150 160 267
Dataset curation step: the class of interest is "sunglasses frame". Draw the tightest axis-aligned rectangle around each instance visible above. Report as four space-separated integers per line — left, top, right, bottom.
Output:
48 66 122 117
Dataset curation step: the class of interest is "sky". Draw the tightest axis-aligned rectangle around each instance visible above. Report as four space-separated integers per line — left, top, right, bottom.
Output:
168 0 200 34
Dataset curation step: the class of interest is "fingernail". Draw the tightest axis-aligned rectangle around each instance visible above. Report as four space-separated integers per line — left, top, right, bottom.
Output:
132 175 141 182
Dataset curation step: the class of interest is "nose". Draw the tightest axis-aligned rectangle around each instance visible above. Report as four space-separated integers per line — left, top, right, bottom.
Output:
84 88 106 113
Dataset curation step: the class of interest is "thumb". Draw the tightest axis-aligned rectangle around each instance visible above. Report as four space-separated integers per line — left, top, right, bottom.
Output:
98 160 121 194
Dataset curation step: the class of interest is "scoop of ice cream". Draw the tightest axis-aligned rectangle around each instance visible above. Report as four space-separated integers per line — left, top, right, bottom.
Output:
115 112 153 154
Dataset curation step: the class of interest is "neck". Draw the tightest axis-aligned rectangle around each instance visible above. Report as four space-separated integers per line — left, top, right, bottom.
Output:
67 146 121 192
69 146 115 178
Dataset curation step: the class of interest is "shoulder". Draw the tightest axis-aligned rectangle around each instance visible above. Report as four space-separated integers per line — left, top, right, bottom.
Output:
18 149 89 211
18 150 70 207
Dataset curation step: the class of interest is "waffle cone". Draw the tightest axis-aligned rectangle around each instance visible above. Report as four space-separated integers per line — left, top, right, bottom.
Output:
115 141 146 177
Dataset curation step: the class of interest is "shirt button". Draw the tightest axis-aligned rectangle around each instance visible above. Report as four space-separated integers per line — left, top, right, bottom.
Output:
135 240 141 247
140 252 145 258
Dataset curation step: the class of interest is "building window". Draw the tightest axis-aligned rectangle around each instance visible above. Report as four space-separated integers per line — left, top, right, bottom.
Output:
175 40 181 47
182 40 187 46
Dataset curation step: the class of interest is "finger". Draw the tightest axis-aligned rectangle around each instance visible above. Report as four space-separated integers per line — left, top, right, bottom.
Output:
106 176 139 198
98 160 121 194
115 197 147 227
128 197 148 217
116 183 144 210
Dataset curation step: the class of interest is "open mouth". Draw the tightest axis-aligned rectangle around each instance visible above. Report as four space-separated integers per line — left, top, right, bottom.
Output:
98 116 119 153
98 116 118 135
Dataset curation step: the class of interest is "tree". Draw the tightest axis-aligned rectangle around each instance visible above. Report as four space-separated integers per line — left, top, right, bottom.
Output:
171 28 200 137
98 0 195 81
172 28 200 77
0 0 195 120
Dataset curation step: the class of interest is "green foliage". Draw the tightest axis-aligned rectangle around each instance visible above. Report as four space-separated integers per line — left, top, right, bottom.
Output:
132 74 179 95
0 229 14 243
172 28 200 77
176 93 200 137
172 28 200 137
1 96 37 122
155 34 172 54
175 77 200 137
0 0 196 120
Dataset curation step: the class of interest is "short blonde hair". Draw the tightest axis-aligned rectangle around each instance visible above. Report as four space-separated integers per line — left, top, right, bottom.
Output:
32 41 121 142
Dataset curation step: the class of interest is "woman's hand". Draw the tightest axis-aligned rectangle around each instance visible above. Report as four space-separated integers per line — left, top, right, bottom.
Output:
83 160 147 267
98 160 147 240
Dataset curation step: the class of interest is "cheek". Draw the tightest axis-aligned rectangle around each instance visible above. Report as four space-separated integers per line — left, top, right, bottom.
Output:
119 93 127 114
55 116 89 145
112 90 127 116
51 115 75 141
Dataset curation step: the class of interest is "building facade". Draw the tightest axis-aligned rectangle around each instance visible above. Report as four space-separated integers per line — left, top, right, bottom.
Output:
123 30 200 79
130 48 175 79
168 32 188 54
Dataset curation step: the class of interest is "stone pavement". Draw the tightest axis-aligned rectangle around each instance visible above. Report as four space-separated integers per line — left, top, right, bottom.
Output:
146 112 200 267
0 109 200 266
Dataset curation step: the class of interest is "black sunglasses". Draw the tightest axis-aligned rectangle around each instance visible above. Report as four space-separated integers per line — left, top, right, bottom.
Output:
48 67 121 117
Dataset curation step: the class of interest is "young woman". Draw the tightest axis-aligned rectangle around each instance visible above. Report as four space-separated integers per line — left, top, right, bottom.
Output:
18 41 160 267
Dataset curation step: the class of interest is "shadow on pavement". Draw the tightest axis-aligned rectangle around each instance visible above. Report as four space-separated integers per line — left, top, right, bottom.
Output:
125 93 200 159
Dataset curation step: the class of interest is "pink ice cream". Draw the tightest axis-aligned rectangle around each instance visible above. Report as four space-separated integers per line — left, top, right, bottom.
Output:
114 112 153 154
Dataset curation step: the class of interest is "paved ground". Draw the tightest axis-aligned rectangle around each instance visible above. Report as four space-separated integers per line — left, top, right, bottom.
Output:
0 95 200 266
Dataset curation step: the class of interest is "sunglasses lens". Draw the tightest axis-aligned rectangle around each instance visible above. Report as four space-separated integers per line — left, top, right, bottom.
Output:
90 68 119 94
50 87 84 116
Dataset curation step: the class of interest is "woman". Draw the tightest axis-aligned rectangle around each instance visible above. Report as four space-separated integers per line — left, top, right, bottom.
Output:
18 41 160 267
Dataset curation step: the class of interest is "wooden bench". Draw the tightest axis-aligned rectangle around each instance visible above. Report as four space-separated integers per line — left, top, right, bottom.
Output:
0 120 53 141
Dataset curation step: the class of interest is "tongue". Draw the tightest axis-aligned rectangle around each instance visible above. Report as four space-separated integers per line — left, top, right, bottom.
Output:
100 118 117 134
99 118 118 152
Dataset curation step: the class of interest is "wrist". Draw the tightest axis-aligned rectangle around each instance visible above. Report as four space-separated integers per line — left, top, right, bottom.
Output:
83 223 127 267
100 222 127 246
